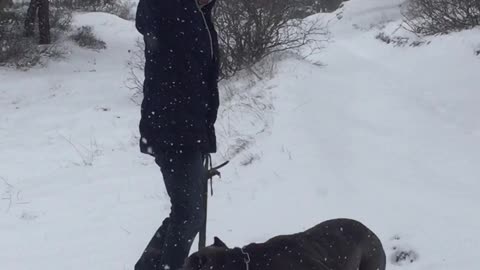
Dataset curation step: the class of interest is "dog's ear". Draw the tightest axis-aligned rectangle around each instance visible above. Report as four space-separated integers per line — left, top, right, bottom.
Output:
213 236 228 248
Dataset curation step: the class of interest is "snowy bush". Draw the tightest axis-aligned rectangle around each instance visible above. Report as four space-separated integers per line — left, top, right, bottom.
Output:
290 0 335 18
404 0 480 35
375 32 429 47
291 0 347 17
70 26 106 50
51 0 135 20
50 6 73 33
375 32 409 46
214 0 329 79
0 6 71 68
0 11 27 64
99 0 135 20
50 0 104 10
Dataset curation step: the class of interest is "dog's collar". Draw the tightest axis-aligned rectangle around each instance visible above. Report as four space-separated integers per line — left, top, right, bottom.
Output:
240 247 251 270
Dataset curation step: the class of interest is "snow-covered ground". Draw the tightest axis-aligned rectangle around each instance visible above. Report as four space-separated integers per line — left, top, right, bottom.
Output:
1 0 479 269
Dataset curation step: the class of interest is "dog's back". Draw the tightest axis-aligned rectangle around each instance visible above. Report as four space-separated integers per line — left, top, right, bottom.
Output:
260 219 386 270
302 219 385 270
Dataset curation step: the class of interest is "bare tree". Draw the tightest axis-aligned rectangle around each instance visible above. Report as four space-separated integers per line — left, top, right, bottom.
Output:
24 0 51 44
404 0 480 35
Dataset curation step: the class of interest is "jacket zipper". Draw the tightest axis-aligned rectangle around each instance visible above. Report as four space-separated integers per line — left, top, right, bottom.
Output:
194 1 214 60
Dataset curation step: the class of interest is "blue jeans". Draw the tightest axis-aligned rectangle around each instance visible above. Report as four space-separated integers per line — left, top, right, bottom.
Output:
135 151 207 270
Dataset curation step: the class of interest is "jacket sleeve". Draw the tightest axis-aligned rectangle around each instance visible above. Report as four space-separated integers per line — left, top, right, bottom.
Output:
205 8 221 126
135 0 177 36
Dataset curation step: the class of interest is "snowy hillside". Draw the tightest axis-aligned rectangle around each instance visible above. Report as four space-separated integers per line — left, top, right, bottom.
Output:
1 0 479 270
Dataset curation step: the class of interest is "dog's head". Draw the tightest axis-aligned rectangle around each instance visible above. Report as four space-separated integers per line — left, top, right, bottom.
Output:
183 237 246 270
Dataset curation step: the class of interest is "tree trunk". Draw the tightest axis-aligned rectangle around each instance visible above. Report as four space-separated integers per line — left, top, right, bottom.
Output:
38 0 50 44
24 0 51 44
24 0 38 37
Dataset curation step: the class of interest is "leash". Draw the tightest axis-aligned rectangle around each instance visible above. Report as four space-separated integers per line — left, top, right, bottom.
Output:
205 155 229 196
198 154 229 249
241 247 251 270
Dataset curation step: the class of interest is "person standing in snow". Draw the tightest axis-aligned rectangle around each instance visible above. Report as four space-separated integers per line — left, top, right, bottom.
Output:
134 0 220 269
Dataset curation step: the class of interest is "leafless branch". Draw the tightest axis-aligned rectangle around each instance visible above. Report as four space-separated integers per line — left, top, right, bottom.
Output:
403 0 480 35
214 0 330 79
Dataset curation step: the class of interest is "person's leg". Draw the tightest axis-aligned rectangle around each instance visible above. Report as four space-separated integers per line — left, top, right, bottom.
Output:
135 218 171 270
136 151 206 270
157 150 207 270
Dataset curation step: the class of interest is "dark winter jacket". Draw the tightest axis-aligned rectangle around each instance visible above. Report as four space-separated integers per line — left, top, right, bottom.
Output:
135 0 220 156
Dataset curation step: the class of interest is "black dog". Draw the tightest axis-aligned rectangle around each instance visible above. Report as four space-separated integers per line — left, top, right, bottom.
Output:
184 219 386 270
